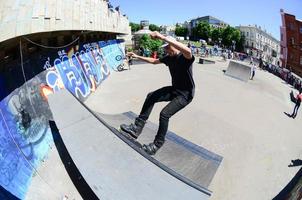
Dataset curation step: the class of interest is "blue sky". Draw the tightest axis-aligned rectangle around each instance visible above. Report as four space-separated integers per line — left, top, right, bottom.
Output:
110 0 302 40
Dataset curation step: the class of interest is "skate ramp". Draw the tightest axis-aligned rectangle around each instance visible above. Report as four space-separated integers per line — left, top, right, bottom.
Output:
97 111 222 189
48 89 223 200
199 58 216 64
273 167 302 200
225 60 251 82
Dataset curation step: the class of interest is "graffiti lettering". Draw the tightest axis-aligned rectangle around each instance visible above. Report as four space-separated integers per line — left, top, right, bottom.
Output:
45 40 124 99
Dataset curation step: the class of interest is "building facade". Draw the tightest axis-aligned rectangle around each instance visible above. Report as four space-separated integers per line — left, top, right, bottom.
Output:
280 9 302 76
236 25 280 65
190 16 228 29
160 25 176 37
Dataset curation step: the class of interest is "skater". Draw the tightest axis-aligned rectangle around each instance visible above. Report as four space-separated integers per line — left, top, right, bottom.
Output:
120 31 195 155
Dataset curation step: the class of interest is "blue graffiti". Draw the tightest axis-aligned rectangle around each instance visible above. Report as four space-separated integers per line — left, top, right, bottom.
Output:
0 39 125 199
46 40 123 99
0 92 53 199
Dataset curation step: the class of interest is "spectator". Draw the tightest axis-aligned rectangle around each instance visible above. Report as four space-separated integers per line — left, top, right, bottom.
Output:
290 91 302 119
250 64 257 80
250 56 254 65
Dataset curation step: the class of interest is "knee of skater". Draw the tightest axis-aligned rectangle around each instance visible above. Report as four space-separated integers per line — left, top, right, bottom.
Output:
146 92 153 99
160 111 170 120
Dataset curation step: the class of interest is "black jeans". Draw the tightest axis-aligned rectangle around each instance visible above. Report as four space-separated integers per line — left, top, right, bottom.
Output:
138 86 192 147
291 102 300 117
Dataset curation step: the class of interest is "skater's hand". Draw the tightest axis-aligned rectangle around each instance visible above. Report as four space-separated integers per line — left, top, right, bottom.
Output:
127 52 137 58
150 31 165 40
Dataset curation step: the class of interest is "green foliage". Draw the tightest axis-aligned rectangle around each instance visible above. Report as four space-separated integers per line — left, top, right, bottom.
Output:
175 25 188 37
237 34 245 52
211 28 222 43
191 22 244 51
221 26 233 47
129 22 140 32
192 22 211 41
139 34 163 53
149 24 160 31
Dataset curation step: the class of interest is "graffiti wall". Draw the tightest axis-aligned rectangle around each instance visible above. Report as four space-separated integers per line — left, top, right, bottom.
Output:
0 39 125 199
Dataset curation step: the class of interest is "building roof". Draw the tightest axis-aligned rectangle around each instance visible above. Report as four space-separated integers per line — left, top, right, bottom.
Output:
191 15 228 25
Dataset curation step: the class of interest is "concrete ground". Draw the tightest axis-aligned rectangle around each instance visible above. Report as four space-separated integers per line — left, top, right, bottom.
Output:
85 57 302 200
26 143 82 200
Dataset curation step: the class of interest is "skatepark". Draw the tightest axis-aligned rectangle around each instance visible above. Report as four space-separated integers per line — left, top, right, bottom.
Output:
84 57 302 200
1 43 302 199
1 0 302 199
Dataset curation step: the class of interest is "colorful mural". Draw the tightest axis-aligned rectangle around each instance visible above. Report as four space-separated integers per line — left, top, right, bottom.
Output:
0 39 125 199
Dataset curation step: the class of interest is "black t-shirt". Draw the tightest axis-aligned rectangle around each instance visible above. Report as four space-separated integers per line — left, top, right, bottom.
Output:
159 53 195 99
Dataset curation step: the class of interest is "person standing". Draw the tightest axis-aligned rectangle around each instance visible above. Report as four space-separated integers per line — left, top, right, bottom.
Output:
291 91 302 119
250 56 254 65
250 64 257 80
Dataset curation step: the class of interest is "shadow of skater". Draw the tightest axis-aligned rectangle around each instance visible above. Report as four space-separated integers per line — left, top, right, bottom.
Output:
284 112 293 118
289 159 302 167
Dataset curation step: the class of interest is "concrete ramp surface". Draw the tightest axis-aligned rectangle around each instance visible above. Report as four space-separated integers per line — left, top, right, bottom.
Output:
48 89 222 200
97 112 222 189
225 60 251 81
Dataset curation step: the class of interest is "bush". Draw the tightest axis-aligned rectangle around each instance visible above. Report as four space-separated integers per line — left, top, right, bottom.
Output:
139 34 163 53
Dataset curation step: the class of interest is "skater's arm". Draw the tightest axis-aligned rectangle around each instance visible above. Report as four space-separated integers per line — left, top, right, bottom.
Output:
127 52 161 64
150 31 192 60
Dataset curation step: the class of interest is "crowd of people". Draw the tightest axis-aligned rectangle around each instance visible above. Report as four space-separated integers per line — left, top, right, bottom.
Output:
189 43 302 92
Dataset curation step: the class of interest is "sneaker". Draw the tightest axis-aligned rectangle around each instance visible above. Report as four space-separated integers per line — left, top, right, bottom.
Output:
120 118 145 139
142 143 160 155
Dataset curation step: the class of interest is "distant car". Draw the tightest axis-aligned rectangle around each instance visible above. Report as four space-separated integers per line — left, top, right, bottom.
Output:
199 39 207 45
235 52 248 61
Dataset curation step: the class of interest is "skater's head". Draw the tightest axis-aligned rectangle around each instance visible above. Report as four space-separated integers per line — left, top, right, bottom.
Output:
161 36 179 56
163 44 178 56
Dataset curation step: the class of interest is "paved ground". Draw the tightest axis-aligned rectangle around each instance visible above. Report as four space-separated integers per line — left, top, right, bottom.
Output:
85 56 302 200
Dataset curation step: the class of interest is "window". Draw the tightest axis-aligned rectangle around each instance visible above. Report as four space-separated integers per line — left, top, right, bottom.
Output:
300 56 302 65
247 32 249 37
300 26 302 33
281 33 283 41
291 37 295 45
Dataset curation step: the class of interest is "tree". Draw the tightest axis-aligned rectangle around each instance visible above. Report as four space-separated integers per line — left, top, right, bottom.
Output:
139 34 163 53
149 24 160 32
129 22 140 32
236 34 245 52
192 22 211 41
175 25 188 37
211 28 222 44
221 26 233 47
